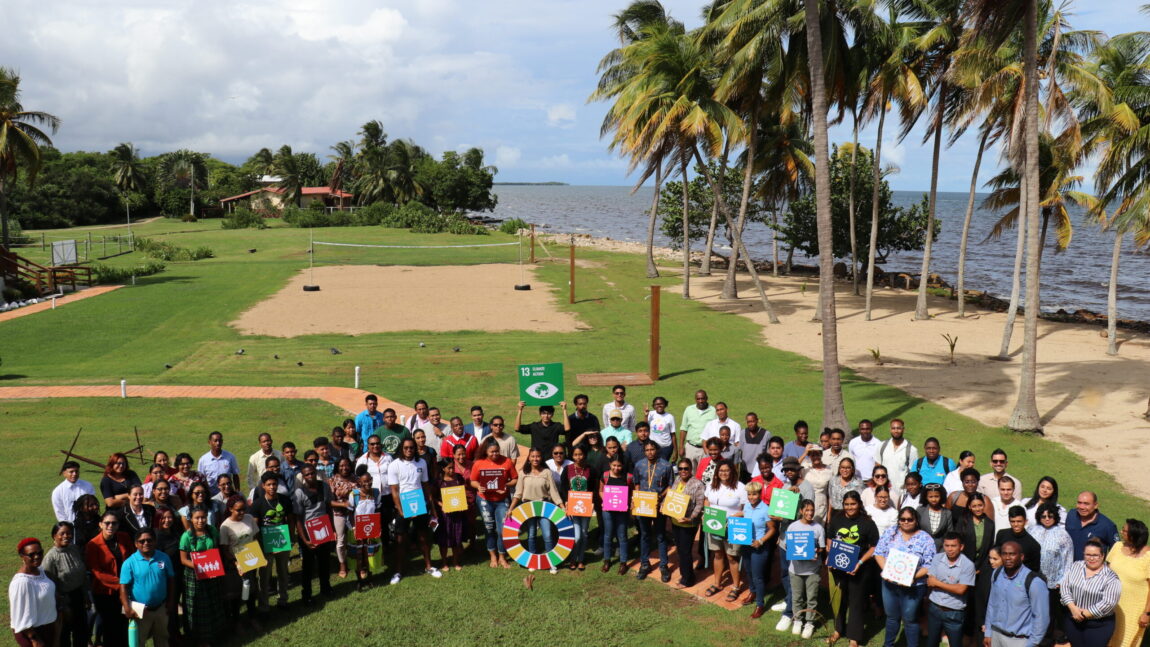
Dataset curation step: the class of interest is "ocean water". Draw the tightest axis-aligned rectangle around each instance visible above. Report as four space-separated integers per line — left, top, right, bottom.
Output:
492 185 1150 322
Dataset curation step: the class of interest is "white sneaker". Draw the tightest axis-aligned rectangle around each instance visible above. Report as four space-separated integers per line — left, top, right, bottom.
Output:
801 622 815 639
389 572 402 585
426 567 442 579
791 619 803 635
549 567 558 575
770 600 788 612
775 616 792 632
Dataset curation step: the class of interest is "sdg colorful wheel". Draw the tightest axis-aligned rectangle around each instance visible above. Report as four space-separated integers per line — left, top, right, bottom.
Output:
501 501 576 570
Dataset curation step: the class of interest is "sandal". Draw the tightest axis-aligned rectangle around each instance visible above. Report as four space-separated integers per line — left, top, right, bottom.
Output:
704 585 723 597
827 632 841 647
725 587 741 602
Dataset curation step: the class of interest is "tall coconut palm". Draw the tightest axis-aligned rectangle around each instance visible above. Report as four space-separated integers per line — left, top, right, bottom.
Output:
0 67 60 247
1082 32 1150 355
328 140 357 194
803 0 848 431
248 147 275 178
591 0 684 279
158 150 208 217
272 145 305 208
110 143 144 232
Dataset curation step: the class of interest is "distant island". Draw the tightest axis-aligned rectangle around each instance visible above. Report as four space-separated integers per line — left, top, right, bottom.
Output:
493 182 569 186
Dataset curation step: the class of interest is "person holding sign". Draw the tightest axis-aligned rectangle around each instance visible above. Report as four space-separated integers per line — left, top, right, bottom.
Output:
667 458 706 588
743 481 779 618
472 437 519 569
826 491 880 647
293 465 336 601
119 528 175 647
559 444 599 571
874 507 937 647
511 449 565 573
219 496 261 632
633 440 673 582
600 456 634 575
703 460 747 601
434 458 469 573
786 500 826 638
516 401 571 453
179 508 225 646
248 472 294 611
386 438 440 584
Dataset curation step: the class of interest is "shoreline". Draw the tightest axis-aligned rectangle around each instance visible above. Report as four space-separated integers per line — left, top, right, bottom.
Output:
540 233 1150 333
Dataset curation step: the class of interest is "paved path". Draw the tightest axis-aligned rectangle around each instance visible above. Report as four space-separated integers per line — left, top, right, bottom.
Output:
0 285 124 323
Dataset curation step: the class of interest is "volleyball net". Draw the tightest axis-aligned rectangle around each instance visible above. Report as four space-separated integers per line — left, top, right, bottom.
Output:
310 238 523 267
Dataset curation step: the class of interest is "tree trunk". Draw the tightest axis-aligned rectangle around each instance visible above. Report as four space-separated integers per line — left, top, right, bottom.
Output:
693 148 780 323
915 86 946 320
864 101 887 321
1107 231 1122 355
1008 0 1044 434
957 128 989 317
723 95 760 300
0 177 9 248
646 165 662 279
702 141 730 277
848 114 860 296
785 246 794 273
804 0 849 432
681 153 691 299
772 208 780 277
996 196 1026 359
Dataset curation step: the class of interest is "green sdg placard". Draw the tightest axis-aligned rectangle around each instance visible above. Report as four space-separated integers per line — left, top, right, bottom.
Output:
518 363 564 406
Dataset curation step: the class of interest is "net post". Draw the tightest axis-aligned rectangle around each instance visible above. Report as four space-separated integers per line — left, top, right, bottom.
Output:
530 224 536 264
569 235 575 305
649 285 660 381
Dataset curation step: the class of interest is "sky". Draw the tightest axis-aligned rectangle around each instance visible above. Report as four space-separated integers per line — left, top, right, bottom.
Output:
2 0 1140 191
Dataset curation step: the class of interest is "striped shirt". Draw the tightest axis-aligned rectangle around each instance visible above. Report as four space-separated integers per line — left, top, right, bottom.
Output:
1058 561 1122 618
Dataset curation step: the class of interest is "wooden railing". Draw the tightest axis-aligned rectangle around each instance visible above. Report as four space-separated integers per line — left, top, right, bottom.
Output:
0 247 93 296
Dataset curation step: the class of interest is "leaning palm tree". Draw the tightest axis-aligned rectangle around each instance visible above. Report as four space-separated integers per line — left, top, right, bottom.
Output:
0 67 60 247
804 0 849 431
272 145 305 208
110 143 144 232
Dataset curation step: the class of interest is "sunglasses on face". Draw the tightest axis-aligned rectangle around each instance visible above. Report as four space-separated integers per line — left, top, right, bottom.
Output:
22 551 43 558
899 517 916 522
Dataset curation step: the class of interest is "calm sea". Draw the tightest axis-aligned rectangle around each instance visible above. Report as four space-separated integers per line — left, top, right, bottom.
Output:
492 185 1150 322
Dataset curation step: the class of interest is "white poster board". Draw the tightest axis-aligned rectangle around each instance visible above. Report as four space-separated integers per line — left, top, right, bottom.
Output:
881 548 920 586
52 240 77 266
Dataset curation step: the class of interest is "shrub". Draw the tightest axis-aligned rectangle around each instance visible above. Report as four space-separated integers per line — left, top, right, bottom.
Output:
89 260 167 284
181 214 198 223
499 218 528 235
133 237 214 261
221 208 267 230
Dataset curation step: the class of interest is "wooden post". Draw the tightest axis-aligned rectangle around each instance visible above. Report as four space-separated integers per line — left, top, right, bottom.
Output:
41 233 46 251
530 224 536 264
102 236 107 258
650 285 660 381
569 235 575 304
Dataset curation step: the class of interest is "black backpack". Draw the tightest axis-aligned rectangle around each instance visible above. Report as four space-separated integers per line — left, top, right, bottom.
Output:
992 566 1045 603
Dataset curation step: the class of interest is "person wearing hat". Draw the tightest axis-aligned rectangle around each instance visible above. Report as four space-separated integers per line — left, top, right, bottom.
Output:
601 410 632 449
10 537 56 647
772 457 816 628
802 443 833 522
601 385 636 432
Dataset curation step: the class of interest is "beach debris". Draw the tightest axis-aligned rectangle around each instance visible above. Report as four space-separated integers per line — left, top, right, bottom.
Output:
330 347 342 355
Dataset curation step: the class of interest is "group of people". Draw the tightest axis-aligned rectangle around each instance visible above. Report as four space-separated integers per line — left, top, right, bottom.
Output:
10 387 1150 647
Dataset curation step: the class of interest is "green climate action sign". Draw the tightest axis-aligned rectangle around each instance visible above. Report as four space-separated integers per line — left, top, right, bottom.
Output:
518 363 564 406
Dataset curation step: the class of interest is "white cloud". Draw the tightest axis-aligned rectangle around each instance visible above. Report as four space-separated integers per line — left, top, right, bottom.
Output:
546 103 577 128
539 154 572 169
495 146 522 168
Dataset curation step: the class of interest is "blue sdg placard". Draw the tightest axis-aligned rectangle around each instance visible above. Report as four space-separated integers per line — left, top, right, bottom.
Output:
828 539 861 573
727 517 754 545
399 490 427 518
785 529 816 560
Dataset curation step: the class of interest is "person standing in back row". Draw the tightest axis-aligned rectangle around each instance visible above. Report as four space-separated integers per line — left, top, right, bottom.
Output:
355 395 384 448
516 402 571 452
984 540 1049 647
602 385 636 432
875 420 918 495
848 420 881 480
680 390 717 466
198 432 239 496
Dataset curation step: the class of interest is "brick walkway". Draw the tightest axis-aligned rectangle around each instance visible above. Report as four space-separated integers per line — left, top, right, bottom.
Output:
0 285 124 323
0 383 752 612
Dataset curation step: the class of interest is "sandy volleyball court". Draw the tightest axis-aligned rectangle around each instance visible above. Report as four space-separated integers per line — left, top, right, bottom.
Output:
232 264 584 337
692 271 1150 494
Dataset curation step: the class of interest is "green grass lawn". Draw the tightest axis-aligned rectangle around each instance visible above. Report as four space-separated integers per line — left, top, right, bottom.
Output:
4 216 1148 646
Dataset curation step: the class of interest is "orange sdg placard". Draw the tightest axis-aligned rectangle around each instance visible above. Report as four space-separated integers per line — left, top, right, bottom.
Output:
566 491 594 517
632 491 658 518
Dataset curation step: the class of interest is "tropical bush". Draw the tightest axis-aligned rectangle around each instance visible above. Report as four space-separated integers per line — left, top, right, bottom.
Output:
89 260 167 284
220 208 267 230
133 237 214 261
499 218 529 235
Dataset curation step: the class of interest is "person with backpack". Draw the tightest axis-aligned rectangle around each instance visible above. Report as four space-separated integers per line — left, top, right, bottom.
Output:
875 420 919 494
984 540 1049 647
913 438 956 486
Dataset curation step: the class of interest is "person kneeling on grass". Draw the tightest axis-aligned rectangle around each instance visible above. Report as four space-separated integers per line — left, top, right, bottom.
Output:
387 438 440 584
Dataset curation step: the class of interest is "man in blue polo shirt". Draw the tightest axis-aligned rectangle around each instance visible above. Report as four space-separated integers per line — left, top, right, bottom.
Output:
119 528 175 647
1064 491 1121 560
984 541 1048 647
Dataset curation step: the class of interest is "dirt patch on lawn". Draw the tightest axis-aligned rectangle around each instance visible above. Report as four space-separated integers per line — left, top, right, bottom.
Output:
232 264 585 337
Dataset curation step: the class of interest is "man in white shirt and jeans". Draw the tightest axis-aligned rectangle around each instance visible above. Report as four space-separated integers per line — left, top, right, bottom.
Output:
848 419 881 480
875 419 919 492
52 461 95 522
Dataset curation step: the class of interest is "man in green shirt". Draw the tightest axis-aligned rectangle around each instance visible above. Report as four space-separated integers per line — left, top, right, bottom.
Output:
377 408 412 457
679 389 716 467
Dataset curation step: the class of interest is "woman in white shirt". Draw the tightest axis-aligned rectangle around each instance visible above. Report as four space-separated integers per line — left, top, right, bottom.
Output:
866 485 899 535
9 537 56 647
646 397 676 460
544 444 573 490
703 460 748 602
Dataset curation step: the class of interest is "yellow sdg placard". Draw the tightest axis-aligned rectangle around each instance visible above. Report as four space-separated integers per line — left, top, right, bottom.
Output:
234 541 267 575
632 491 658 518
660 490 690 518
441 485 468 513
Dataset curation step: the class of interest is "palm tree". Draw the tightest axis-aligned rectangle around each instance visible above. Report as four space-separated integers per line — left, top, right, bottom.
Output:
0 67 60 247
804 0 848 431
1082 32 1150 354
272 145 304 208
328 140 357 194
158 150 208 217
110 143 144 234
247 147 275 178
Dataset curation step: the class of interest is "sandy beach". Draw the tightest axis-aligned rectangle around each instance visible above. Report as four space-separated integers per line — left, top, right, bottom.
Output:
545 234 1150 496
